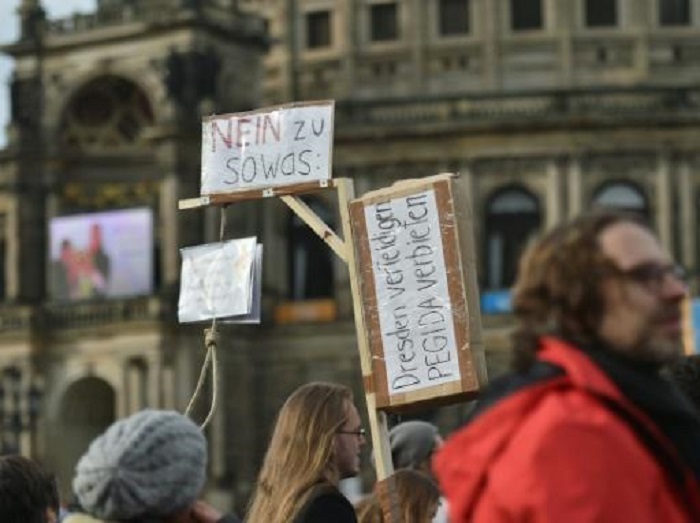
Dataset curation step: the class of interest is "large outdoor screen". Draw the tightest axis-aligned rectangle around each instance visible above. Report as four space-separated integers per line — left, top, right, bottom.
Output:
49 208 153 301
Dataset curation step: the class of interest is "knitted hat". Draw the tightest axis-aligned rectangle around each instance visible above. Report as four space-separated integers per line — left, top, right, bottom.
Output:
389 421 439 469
73 409 207 521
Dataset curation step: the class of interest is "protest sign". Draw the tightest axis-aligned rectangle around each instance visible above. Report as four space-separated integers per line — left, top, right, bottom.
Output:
178 237 257 323
226 244 263 324
349 174 486 411
201 101 334 195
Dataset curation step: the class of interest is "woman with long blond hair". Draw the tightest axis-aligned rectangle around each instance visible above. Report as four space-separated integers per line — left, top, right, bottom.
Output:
355 470 440 523
245 382 365 522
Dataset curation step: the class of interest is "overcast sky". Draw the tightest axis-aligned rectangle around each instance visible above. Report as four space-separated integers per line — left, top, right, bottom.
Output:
0 0 96 148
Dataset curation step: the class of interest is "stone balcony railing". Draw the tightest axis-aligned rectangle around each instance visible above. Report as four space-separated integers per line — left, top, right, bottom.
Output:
44 295 163 331
44 4 266 40
335 85 700 130
0 296 165 336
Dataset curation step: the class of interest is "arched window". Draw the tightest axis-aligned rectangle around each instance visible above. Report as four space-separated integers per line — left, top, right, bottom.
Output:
592 181 648 216
59 75 154 151
485 187 542 290
54 376 115 499
288 198 334 300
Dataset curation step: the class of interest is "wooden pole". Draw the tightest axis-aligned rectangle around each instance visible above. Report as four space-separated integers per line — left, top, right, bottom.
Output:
336 178 394 480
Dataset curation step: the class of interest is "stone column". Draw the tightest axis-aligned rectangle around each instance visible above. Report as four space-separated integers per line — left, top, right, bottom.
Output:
567 156 583 217
556 0 573 86
656 152 673 252
629 0 650 80
482 0 501 89
411 0 426 92
546 159 563 228
5 197 18 300
125 360 144 415
457 162 480 271
160 174 180 285
210 382 226 482
147 355 162 408
678 157 694 272
341 0 357 98
19 362 32 457
161 365 176 410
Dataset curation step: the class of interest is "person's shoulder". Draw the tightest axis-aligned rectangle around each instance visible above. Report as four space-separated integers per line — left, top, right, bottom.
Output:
509 385 657 473
299 487 357 523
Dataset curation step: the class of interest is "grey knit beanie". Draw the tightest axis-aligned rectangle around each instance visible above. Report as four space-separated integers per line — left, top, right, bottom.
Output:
389 421 439 469
73 409 207 521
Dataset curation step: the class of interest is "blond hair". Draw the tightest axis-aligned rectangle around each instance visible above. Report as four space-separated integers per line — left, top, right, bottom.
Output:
245 382 353 522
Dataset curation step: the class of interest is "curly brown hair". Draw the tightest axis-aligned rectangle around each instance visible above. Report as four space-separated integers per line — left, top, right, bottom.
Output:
511 209 650 372
357 469 440 523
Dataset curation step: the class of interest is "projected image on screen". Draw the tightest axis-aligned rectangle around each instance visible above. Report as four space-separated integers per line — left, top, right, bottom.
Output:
49 208 153 301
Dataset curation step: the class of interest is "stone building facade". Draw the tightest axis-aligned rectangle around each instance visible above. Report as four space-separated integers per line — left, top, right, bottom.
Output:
0 0 700 511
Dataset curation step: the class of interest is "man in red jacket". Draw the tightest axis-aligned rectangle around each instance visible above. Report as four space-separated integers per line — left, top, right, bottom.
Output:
434 210 700 522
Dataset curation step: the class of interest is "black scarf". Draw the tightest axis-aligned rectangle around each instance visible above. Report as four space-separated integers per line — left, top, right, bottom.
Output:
581 340 700 486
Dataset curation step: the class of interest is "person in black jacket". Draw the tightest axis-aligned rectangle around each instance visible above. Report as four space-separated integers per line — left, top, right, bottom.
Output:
246 382 365 522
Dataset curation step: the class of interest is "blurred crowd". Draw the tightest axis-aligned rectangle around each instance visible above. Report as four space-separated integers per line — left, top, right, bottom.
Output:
4 209 700 523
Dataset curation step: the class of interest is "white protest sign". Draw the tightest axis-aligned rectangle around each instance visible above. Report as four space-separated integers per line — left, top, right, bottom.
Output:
178 237 257 323
201 101 334 195
364 190 461 394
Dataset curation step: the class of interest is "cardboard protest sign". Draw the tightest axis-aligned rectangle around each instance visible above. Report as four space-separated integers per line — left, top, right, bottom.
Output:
201 101 334 195
178 237 257 323
349 174 486 411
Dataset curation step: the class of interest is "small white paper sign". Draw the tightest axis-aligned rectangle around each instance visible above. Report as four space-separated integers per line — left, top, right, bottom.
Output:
178 237 257 323
364 189 461 395
201 101 334 195
225 244 263 324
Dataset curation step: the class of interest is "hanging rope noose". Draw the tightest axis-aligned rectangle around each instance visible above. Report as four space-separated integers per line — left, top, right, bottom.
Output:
184 206 227 429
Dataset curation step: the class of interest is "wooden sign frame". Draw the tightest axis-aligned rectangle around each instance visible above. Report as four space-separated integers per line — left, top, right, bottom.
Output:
348 173 487 412
200 100 334 196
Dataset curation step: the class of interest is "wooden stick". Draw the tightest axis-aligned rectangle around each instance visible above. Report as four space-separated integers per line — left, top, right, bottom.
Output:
280 195 347 262
336 178 394 481
178 181 336 209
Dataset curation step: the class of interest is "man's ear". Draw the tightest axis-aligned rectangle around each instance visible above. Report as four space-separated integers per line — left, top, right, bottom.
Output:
46 507 58 523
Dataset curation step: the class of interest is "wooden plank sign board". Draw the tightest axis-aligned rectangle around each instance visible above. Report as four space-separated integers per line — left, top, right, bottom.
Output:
201 100 334 195
349 173 486 411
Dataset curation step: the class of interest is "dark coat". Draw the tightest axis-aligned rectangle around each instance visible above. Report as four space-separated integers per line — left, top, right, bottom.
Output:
293 484 357 523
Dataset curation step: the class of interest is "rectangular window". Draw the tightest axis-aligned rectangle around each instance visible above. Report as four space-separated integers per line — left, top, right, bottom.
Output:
439 0 470 36
370 2 399 42
510 0 543 31
585 0 618 27
306 10 332 49
660 0 691 26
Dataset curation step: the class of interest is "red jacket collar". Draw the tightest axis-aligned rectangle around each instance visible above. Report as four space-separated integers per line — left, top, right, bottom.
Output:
537 336 627 403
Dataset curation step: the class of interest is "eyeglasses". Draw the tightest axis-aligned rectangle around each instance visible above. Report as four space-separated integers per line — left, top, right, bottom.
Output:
337 428 366 437
615 262 687 292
